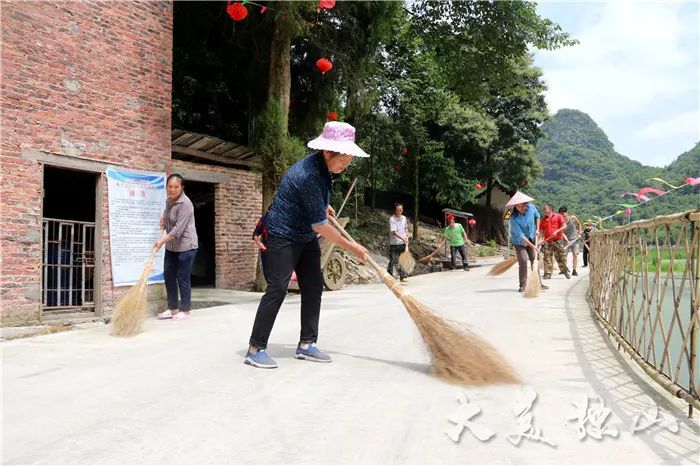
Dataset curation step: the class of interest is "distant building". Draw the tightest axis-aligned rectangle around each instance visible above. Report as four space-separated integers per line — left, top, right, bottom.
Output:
475 181 515 213
1 2 261 325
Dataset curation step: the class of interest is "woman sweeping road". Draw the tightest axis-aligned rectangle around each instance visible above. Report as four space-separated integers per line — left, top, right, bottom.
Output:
507 191 548 293
245 121 370 369
155 174 199 321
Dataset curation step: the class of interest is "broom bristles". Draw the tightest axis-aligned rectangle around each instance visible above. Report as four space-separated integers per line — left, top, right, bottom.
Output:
329 216 519 386
398 245 416 275
488 256 518 276
379 270 520 385
111 259 154 337
523 258 541 298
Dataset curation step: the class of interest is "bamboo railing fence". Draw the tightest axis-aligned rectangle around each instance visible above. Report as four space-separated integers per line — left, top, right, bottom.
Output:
588 210 699 416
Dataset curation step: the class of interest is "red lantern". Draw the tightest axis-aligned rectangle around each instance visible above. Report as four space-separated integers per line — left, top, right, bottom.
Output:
260 6 267 13
318 0 336 9
520 179 527 187
327 111 338 121
475 182 484 190
395 164 401 173
226 2 248 21
315 57 333 74
401 147 408 156
468 218 477 227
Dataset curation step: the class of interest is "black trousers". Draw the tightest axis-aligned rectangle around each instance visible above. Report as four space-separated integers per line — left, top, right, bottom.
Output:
450 245 469 269
387 243 407 279
249 235 323 350
583 242 590 267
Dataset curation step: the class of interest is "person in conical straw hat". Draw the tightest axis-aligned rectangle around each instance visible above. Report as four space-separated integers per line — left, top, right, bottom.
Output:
506 191 547 293
245 121 370 369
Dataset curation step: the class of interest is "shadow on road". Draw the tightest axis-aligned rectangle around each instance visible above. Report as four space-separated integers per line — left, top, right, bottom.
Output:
327 350 432 375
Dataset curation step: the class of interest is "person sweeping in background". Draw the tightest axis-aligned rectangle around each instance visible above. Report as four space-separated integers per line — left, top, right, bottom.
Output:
387 202 409 283
558 206 582 276
435 214 470 271
155 174 198 321
539 204 570 280
245 121 370 369
582 221 594 268
506 192 548 293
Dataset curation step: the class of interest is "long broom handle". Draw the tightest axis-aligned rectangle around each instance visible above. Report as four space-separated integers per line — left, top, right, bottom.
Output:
313 178 358 241
144 228 165 269
329 216 410 300
336 177 358 217
329 216 384 277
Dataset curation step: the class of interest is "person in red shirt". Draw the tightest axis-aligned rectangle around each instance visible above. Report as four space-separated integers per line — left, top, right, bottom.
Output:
538 204 570 279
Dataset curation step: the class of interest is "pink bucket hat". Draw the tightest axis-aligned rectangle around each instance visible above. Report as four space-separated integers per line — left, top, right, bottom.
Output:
307 122 369 158
506 191 535 207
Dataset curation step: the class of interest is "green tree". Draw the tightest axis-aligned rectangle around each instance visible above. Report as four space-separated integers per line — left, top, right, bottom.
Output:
410 0 576 101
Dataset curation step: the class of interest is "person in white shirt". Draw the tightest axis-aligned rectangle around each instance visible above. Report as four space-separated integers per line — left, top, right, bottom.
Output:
387 202 409 283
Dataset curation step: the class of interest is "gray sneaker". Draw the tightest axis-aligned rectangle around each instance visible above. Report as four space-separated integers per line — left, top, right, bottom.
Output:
295 343 332 363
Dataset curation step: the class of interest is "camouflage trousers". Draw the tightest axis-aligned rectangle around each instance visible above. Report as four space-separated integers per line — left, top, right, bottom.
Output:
542 240 569 276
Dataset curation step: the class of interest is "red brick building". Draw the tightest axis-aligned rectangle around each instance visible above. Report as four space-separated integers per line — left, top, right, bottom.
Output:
0 1 261 325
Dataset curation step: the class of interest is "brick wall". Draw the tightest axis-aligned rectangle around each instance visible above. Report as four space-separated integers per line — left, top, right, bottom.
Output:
0 1 174 325
1 2 263 326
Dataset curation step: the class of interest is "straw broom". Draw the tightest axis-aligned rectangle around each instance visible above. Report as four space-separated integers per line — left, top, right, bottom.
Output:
111 232 162 337
398 243 416 275
523 246 541 299
329 217 519 386
419 245 440 264
488 255 518 276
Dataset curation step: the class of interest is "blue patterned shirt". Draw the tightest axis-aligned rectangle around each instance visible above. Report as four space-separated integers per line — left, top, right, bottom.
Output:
265 152 333 242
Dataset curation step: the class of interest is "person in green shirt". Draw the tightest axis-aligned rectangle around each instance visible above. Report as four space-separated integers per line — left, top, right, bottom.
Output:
436 214 470 271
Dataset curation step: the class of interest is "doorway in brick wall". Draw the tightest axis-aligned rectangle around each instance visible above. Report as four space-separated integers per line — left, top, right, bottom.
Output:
41 166 100 314
186 181 216 287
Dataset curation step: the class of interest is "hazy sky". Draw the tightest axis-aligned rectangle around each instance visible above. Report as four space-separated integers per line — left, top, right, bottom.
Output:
533 0 699 167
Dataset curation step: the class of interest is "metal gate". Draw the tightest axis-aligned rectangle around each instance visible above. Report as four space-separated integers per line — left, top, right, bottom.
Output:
42 218 96 311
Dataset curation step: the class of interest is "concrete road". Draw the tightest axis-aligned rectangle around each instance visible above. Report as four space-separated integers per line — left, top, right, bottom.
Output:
2 266 699 464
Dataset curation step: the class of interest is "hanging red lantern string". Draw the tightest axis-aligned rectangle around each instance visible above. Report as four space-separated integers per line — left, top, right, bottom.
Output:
468 218 477 227
226 2 248 21
395 164 401 173
327 111 338 121
401 147 408 156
